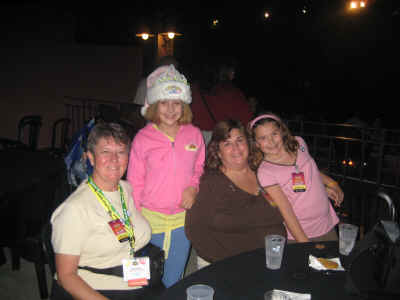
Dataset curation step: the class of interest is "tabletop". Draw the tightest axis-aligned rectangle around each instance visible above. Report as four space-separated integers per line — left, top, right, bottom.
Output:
153 241 364 300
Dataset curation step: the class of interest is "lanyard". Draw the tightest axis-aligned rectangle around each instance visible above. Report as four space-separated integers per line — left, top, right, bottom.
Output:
87 177 136 256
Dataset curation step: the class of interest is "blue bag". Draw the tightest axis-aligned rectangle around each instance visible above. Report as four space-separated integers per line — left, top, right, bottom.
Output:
64 119 95 187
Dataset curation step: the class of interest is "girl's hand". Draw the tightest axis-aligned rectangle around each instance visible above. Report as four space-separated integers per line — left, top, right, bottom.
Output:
326 183 344 207
180 186 198 209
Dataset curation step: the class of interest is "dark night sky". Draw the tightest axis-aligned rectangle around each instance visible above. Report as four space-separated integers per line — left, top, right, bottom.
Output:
2 1 400 127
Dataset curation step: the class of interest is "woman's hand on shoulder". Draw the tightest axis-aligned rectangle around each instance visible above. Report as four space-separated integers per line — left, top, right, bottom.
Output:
180 186 198 210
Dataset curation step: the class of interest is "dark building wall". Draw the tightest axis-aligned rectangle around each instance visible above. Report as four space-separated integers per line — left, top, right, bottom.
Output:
0 5 143 148
1 44 142 148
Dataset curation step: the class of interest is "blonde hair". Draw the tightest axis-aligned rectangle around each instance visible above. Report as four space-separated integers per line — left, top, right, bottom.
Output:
144 101 193 125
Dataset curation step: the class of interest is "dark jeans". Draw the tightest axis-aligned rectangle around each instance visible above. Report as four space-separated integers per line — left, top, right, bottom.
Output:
51 279 164 300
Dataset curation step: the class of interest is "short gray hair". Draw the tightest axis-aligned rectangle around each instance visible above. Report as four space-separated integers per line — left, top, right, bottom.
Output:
86 122 131 154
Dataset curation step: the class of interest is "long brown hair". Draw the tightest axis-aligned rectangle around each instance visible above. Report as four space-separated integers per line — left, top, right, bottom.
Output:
248 112 299 168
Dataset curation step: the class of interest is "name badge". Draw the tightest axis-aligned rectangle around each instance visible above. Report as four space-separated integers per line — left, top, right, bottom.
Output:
122 257 150 286
108 219 130 243
292 172 306 192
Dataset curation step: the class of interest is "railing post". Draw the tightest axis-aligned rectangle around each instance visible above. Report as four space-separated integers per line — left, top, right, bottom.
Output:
328 137 334 173
376 129 385 185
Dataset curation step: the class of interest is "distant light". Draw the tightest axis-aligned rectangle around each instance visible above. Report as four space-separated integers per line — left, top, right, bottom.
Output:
341 159 358 167
349 1 367 10
350 1 358 9
167 32 175 39
212 19 219 26
302 9 307 14
264 12 270 19
136 33 154 40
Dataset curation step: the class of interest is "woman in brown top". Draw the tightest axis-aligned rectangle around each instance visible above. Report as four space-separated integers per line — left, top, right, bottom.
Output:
185 119 286 267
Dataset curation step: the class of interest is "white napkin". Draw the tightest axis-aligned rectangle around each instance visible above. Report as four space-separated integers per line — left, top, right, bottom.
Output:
265 289 311 300
308 255 344 271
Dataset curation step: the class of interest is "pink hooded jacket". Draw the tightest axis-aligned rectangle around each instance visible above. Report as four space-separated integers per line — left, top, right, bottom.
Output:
127 123 205 215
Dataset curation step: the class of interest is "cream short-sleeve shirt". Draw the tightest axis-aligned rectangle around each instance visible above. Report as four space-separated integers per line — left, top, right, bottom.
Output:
51 180 151 290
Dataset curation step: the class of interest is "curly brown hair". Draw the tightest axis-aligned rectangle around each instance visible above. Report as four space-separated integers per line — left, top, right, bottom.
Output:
206 119 259 170
248 112 299 168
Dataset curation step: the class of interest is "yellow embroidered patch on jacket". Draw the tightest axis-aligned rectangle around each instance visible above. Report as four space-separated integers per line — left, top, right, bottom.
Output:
185 144 198 151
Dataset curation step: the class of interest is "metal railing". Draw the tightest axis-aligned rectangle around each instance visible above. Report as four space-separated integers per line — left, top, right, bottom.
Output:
64 96 146 140
287 119 400 235
62 98 400 235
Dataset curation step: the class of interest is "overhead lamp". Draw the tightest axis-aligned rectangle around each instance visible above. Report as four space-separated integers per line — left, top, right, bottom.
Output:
350 1 358 9
136 33 155 40
348 0 367 10
159 31 182 39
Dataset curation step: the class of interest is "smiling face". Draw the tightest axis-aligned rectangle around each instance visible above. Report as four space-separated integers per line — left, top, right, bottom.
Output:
157 99 183 129
254 122 285 159
87 137 129 191
218 128 249 170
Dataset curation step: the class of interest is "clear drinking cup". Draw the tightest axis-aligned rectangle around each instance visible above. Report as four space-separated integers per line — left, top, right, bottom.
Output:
339 223 358 255
264 290 292 300
186 284 214 300
265 234 286 270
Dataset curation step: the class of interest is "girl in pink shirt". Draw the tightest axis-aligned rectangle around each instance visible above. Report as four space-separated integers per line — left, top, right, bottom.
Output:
249 113 343 242
127 65 205 287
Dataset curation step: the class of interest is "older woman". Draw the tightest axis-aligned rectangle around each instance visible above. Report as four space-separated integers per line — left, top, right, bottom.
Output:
185 119 286 268
50 122 152 300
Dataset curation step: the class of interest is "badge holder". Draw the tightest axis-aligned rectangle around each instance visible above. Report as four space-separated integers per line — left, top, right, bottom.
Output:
122 257 151 287
292 165 306 193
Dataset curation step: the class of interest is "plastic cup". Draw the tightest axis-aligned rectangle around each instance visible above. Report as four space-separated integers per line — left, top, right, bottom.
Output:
265 234 286 270
186 284 214 300
339 223 358 255
264 290 291 300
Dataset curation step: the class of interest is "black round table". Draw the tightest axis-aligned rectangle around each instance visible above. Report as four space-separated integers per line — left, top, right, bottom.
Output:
151 241 363 300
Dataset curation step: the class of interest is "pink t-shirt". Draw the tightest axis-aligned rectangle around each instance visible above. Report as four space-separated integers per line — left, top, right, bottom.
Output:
257 137 339 240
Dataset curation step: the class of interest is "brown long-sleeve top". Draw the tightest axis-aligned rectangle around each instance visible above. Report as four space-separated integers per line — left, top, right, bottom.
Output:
185 169 286 263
